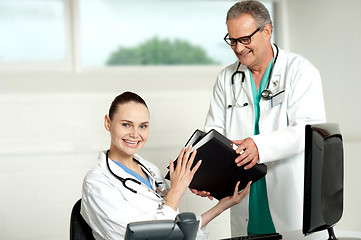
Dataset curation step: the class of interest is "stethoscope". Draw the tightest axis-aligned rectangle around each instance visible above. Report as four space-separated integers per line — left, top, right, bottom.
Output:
105 150 167 200
228 44 280 109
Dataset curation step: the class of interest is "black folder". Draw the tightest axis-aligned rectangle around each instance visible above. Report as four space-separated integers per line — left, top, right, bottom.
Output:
165 129 267 200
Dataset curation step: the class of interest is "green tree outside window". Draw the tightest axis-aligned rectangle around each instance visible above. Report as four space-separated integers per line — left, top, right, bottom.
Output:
106 37 218 65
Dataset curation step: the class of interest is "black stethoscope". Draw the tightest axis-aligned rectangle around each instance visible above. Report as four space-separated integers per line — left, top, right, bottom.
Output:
229 44 280 109
105 150 167 198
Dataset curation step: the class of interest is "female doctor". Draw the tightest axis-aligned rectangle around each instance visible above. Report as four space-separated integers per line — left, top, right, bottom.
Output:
80 91 251 240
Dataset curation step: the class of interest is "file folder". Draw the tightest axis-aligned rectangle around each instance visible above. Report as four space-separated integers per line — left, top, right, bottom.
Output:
165 129 267 200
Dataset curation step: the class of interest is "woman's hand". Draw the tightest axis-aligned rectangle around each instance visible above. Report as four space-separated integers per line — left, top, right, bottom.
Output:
200 181 251 228
166 147 201 210
218 181 252 211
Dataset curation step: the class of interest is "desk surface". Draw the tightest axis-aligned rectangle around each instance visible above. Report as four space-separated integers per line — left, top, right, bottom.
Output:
282 229 361 240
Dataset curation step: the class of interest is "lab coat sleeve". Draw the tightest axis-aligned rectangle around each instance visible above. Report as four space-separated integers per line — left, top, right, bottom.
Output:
195 215 211 240
204 72 227 134
81 171 178 240
252 59 326 163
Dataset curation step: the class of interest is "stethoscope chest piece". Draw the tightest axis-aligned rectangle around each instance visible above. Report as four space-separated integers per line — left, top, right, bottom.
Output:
156 186 167 197
233 44 279 102
261 89 273 100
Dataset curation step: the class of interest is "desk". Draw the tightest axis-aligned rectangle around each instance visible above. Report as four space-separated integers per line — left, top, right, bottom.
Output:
282 229 361 240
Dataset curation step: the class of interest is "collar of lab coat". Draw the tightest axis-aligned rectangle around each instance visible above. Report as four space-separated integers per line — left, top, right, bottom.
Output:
235 43 284 104
97 150 158 190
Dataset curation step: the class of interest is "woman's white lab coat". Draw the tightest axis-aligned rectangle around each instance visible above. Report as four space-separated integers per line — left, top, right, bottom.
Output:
205 45 326 236
81 151 209 240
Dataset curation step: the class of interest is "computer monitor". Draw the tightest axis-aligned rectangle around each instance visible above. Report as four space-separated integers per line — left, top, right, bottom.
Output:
124 212 199 240
303 123 359 240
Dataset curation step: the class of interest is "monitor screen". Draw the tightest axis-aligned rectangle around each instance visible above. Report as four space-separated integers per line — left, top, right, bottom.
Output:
303 123 344 238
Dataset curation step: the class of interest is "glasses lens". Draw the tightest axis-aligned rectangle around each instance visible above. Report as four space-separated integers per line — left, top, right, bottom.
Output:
239 37 251 45
224 38 234 46
229 39 237 46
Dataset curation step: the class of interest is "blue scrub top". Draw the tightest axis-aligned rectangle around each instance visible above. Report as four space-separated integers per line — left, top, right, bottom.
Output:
112 160 153 190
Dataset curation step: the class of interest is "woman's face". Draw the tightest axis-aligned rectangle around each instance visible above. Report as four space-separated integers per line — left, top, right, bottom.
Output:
105 101 150 158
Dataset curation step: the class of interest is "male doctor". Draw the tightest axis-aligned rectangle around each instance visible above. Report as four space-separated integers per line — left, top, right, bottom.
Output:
202 0 326 237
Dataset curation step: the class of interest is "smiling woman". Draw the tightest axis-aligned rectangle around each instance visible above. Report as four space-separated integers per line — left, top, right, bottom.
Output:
80 91 251 240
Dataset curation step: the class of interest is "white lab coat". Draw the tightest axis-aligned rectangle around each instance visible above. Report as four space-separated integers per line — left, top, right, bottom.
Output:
81 151 209 240
205 45 326 236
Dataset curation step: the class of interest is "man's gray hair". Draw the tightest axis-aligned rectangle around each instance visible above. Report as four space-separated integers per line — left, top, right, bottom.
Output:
226 0 273 30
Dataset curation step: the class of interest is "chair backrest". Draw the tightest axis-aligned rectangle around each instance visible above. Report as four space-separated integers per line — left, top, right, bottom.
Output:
70 199 96 240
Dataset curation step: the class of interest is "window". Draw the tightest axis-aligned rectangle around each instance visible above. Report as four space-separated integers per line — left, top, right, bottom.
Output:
79 0 274 67
0 0 275 68
0 0 66 62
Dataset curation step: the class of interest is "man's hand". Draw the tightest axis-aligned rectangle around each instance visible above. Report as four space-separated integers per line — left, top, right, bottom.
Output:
189 188 214 200
233 137 259 170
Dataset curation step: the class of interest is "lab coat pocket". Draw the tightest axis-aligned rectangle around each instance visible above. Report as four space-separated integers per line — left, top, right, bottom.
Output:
271 89 285 107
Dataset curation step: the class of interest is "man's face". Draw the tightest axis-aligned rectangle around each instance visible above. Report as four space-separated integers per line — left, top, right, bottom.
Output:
227 14 271 69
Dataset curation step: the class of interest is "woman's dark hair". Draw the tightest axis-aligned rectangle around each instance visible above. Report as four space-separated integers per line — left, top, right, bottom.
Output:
108 91 148 120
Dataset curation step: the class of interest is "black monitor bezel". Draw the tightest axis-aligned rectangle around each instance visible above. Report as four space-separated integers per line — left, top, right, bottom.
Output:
302 123 343 236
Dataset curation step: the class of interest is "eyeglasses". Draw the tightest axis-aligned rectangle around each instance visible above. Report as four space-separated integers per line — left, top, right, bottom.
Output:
224 27 261 46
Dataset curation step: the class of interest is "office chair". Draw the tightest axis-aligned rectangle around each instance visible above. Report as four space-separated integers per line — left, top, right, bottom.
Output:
70 199 95 240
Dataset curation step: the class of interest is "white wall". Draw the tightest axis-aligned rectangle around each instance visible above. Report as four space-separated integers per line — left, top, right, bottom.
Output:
1 1 361 240
285 0 361 231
